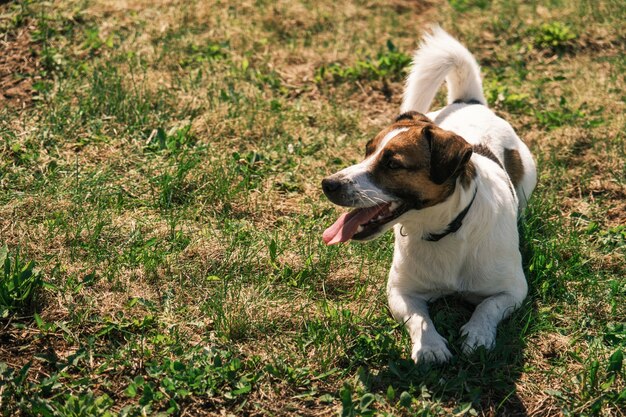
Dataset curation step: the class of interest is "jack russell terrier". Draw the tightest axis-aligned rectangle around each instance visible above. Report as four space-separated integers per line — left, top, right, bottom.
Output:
322 27 537 363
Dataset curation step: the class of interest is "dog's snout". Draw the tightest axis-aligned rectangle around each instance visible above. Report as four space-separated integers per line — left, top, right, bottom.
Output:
322 177 342 196
322 174 363 207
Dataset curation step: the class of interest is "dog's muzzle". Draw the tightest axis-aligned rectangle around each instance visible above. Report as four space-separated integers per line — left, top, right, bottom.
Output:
321 173 411 245
321 174 358 207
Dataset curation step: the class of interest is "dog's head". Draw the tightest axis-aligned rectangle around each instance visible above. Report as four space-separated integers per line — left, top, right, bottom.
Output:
322 111 473 245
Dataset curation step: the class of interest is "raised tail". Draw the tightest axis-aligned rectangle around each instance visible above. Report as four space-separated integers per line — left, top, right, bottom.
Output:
400 27 486 114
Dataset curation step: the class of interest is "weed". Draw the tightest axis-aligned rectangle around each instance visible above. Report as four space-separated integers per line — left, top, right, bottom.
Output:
0 357 114 416
533 97 603 130
592 224 626 253
0 245 43 318
316 40 411 84
179 41 229 68
82 26 114 55
123 347 259 414
484 80 530 112
532 22 577 52
144 125 196 154
449 0 491 13
340 381 380 417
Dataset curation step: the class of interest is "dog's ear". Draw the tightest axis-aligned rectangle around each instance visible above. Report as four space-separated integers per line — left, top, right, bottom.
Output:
425 126 473 185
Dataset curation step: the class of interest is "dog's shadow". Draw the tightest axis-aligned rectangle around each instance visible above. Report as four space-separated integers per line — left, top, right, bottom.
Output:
357 295 531 415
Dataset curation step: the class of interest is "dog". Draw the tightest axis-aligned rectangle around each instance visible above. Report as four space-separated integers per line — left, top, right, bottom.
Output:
321 27 537 363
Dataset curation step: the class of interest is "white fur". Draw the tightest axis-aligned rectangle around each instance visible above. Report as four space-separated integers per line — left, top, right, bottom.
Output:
388 28 537 362
401 26 486 114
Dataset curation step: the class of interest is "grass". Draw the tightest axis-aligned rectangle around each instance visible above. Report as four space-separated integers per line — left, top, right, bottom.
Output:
0 245 43 317
0 0 624 415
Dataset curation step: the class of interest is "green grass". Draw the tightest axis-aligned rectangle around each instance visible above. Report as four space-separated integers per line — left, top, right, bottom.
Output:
1 0 625 416
0 245 43 317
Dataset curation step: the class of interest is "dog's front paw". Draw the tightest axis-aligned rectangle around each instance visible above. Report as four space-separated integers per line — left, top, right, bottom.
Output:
411 336 452 364
460 322 496 354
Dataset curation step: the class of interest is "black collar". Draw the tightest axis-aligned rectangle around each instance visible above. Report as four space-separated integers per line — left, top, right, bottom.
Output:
424 186 478 242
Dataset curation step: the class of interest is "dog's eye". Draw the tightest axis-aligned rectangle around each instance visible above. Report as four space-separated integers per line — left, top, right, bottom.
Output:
387 159 403 170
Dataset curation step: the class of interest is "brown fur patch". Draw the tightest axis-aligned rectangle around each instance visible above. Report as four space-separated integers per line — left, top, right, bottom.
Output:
378 127 430 170
460 161 477 190
365 113 433 157
366 113 438 157
364 116 474 208
504 148 524 188
472 144 518 196
473 144 504 170
368 126 457 208
365 126 395 157
395 111 431 124
427 128 473 185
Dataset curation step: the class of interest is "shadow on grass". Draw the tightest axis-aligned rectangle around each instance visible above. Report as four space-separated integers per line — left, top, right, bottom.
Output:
354 296 531 415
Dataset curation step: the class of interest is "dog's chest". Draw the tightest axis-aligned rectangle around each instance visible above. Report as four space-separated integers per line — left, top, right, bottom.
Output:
390 236 479 296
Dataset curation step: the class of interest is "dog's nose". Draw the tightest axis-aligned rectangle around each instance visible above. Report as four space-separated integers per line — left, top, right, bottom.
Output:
322 177 342 196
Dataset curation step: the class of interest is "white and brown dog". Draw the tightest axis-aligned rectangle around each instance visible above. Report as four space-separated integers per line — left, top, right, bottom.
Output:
321 28 537 363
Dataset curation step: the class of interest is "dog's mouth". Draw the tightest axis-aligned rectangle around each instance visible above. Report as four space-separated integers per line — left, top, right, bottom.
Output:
323 202 408 245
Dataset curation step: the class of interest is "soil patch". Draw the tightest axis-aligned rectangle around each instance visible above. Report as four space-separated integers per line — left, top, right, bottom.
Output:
0 23 41 108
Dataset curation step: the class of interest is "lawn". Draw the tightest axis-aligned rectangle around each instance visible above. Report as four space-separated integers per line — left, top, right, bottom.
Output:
0 0 624 416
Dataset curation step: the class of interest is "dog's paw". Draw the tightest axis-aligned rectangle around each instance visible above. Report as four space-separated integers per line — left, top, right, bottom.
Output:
411 336 452 364
460 322 496 354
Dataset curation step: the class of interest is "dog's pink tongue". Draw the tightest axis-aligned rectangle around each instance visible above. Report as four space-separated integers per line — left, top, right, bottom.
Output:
323 205 386 245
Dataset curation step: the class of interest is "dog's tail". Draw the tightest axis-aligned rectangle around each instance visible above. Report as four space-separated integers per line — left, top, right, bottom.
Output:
400 27 486 114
